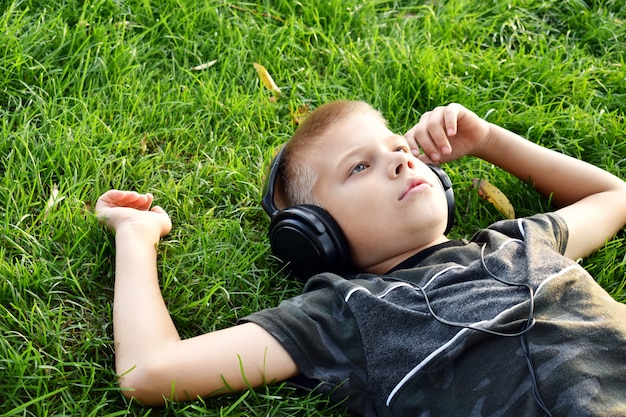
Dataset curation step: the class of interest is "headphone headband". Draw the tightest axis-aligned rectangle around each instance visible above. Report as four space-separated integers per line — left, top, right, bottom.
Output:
261 146 285 218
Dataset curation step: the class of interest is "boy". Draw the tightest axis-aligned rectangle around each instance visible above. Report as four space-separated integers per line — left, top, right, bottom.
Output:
96 101 626 416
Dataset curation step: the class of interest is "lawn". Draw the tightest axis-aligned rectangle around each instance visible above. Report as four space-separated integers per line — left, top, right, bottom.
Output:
1 0 624 415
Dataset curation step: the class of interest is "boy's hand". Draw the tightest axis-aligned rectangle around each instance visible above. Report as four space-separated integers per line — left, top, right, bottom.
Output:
96 190 172 241
404 103 491 164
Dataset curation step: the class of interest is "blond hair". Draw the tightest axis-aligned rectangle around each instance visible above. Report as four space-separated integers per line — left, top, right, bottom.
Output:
276 100 386 208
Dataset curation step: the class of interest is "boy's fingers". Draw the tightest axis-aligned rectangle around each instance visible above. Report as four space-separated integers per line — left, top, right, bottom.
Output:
443 104 460 137
405 113 437 161
138 192 154 210
406 104 462 162
405 127 436 161
115 190 153 210
425 127 450 162
95 190 157 216
95 189 121 213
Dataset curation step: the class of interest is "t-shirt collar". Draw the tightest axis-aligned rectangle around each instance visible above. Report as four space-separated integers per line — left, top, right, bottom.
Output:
386 240 466 274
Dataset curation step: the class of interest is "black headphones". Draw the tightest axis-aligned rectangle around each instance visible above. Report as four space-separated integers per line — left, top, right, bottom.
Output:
262 146 456 280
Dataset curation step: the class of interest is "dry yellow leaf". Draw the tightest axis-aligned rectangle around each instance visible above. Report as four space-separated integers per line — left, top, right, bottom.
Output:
253 62 282 96
291 104 310 125
472 178 515 219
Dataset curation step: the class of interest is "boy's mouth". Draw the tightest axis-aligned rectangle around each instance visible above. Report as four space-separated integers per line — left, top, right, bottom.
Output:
399 178 430 200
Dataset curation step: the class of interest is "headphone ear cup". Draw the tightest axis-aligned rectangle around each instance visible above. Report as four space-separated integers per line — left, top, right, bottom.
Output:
268 204 351 280
427 164 456 234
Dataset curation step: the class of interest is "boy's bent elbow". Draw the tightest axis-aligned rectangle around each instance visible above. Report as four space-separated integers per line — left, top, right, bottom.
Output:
117 361 173 406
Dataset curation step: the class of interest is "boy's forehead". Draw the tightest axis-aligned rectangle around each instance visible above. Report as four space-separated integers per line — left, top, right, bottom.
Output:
317 113 401 154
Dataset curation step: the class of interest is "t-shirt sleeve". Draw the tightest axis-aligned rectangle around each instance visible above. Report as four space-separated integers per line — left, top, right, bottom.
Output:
239 276 367 389
487 212 569 255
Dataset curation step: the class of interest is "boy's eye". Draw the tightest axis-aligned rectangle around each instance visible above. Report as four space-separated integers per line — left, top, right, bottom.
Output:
351 162 368 175
395 145 409 153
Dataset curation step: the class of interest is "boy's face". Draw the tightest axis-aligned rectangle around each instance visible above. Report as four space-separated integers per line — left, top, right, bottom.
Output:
310 112 450 274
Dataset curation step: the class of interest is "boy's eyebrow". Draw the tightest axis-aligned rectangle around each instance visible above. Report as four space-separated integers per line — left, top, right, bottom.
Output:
336 147 364 169
335 134 406 169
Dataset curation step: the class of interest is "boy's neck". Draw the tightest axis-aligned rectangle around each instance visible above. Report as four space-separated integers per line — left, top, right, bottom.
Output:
365 235 450 275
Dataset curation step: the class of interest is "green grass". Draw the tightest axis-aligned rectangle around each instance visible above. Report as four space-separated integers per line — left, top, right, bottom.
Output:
1 0 624 415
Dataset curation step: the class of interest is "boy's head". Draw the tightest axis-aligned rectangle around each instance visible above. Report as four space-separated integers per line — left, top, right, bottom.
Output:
275 100 385 209
267 100 452 275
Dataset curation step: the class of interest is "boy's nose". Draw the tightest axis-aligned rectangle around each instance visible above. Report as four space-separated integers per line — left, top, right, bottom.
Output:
389 153 415 178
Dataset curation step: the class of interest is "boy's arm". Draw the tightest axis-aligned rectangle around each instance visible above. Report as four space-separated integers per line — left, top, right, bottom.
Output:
406 104 626 260
474 123 626 260
97 191 298 406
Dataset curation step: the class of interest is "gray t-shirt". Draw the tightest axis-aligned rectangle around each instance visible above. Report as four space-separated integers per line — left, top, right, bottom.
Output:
242 214 626 416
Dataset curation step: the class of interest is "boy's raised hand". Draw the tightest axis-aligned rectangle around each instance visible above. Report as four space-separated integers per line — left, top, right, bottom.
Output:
96 190 172 240
404 103 491 165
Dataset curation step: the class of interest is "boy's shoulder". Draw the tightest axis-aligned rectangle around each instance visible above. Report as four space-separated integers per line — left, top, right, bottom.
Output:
475 212 569 254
